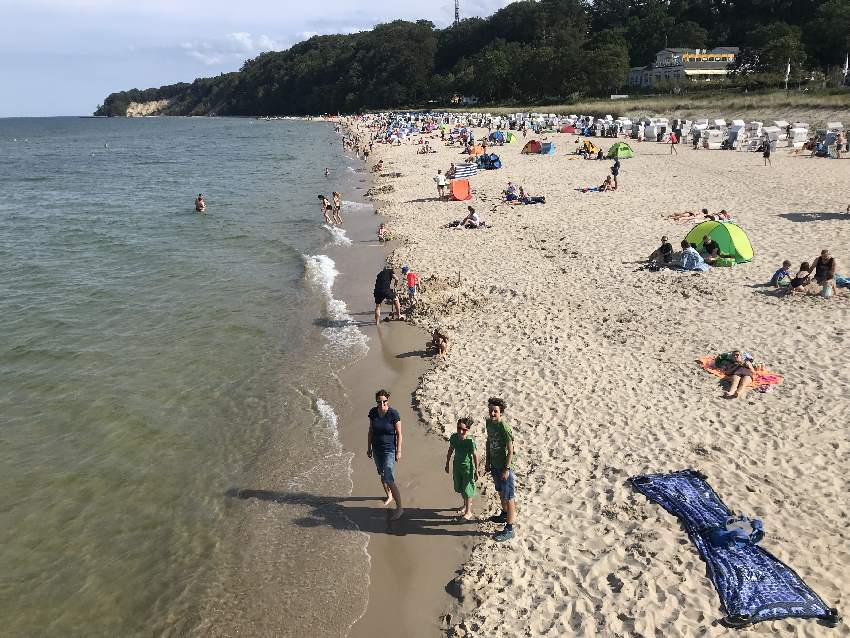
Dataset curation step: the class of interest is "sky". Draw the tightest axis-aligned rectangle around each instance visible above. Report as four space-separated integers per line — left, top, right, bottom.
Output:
0 0 512 117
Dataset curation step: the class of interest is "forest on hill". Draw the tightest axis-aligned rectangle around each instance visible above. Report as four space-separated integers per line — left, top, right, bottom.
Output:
95 0 850 116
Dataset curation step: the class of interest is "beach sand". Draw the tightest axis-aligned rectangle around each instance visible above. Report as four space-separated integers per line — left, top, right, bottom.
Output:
332 200 479 638
364 130 849 636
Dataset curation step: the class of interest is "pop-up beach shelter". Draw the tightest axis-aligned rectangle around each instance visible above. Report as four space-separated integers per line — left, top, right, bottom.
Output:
606 142 635 159
449 179 472 201
521 140 543 154
505 132 517 143
470 144 486 156
582 140 601 155
685 221 753 264
488 131 505 143
540 142 556 155
560 125 576 134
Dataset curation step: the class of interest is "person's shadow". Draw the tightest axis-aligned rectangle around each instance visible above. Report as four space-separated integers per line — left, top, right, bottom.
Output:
778 211 850 223
396 349 430 359
226 488 483 537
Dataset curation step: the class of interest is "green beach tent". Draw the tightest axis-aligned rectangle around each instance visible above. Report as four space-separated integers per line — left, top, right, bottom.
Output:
506 131 517 143
606 142 635 159
684 221 753 264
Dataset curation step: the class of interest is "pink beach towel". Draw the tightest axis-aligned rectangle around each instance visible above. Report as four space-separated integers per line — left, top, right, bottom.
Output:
697 355 784 386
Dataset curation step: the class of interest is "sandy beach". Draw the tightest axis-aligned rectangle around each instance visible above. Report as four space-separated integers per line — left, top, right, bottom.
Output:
360 123 849 637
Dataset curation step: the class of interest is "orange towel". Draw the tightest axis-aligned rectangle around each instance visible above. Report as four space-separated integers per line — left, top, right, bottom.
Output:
697 356 783 385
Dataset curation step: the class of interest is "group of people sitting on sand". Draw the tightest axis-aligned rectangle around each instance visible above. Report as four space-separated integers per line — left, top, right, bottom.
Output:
770 250 841 297
503 182 545 205
417 140 436 154
647 235 714 271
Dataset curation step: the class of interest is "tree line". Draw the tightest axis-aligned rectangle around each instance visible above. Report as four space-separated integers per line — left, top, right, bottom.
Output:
95 0 850 116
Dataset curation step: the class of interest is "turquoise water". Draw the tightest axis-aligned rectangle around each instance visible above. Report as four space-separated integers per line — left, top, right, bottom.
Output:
0 117 370 636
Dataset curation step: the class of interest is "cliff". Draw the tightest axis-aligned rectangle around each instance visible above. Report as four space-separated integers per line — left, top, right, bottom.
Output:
126 99 170 117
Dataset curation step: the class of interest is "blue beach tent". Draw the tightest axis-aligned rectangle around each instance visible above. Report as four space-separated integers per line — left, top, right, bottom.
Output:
540 142 556 155
488 131 506 143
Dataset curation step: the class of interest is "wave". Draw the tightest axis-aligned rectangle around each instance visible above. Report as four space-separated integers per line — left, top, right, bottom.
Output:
303 254 368 356
322 224 352 246
285 396 357 495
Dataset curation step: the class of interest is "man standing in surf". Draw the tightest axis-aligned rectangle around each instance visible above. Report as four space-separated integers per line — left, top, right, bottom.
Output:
373 266 404 324
367 389 404 520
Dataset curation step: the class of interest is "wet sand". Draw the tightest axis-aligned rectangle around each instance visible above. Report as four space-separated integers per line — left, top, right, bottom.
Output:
331 193 477 638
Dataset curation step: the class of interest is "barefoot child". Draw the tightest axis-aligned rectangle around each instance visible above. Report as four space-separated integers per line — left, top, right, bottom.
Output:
485 397 516 541
445 417 479 519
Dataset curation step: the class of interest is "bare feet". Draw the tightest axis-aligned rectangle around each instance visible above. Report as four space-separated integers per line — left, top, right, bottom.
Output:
462 511 475 520
390 507 404 521
382 496 394 507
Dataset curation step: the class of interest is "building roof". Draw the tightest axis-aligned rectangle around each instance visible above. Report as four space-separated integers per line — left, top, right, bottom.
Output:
710 46 740 54
683 60 735 70
660 48 692 53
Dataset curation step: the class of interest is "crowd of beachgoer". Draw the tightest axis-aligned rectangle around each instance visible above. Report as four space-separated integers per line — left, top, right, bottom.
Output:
344 111 847 549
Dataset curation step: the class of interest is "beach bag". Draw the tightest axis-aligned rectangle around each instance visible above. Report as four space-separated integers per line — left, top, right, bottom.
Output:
709 514 764 549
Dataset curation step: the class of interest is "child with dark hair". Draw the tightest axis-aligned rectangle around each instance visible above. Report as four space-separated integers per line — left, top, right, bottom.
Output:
445 417 480 520
485 397 516 541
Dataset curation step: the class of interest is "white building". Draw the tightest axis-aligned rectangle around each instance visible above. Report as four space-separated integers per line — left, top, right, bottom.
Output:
628 47 739 88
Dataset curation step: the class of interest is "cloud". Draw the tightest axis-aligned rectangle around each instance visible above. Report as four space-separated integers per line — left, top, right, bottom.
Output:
179 32 288 66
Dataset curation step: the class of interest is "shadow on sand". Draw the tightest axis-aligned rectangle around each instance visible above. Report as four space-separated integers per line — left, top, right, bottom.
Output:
226 488 483 537
778 211 850 223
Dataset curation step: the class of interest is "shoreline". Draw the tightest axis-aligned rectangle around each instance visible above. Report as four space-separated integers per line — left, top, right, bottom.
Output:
329 143 475 638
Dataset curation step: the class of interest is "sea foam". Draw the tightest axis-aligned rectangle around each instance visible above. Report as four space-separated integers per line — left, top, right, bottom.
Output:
303 254 368 355
323 224 352 246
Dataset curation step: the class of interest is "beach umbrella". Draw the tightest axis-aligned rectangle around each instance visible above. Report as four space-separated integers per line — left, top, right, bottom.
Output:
684 221 753 264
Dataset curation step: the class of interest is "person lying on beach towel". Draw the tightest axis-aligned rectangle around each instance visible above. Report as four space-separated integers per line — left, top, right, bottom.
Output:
667 208 732 222
698 352 783 397
505 186 545 205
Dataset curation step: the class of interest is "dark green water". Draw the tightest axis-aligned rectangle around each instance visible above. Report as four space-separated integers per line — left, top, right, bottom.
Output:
0 117 372 636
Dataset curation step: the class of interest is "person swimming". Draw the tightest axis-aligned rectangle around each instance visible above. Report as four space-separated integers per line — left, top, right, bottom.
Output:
195 193 206 213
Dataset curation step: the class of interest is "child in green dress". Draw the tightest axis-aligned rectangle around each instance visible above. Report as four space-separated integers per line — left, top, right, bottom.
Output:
445 417 480 519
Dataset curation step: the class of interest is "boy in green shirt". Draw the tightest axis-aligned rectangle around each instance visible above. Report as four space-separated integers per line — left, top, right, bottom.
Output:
485 397 516 541
445 417 480 519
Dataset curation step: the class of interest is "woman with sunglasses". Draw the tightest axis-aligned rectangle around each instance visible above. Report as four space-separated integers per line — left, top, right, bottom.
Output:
367 389 403 520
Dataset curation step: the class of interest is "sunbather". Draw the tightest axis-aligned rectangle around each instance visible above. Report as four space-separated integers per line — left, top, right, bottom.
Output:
667 208 710 221
723 351 755 399
599 175 614 192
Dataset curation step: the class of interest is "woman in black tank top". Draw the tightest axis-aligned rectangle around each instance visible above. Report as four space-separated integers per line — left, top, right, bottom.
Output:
810 250 837 296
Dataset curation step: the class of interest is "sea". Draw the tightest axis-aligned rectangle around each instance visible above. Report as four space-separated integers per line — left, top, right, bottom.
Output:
0 117 378 637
